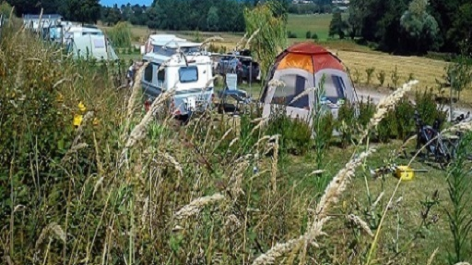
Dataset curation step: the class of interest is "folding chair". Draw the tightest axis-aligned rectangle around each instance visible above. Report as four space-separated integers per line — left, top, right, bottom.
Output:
218 73 252 114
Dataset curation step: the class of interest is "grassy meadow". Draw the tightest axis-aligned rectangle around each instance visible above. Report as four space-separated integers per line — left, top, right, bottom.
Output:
1 14 472 265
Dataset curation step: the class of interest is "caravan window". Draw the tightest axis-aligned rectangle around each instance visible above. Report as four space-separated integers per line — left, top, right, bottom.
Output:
144 63 153 82
179 66 198 83
271 74 309 108
157 66 165 82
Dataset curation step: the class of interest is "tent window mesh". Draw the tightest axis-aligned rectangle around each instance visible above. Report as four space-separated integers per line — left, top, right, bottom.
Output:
271 75 309 108
320 74 346 103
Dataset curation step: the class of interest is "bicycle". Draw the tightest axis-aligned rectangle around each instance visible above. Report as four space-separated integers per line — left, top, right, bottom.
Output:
402 110 460 168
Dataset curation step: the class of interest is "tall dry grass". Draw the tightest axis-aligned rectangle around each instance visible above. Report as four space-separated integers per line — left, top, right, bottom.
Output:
1 21 471 265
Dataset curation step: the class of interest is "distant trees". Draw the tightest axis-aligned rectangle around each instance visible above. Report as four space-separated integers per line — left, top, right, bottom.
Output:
99 0 247 32
6 0 65 16
329 10 347 39
344 0 472 55
399 0 440 54
62 0 101 24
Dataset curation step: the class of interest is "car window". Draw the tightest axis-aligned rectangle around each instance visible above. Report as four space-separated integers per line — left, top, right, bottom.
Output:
179 66 198 83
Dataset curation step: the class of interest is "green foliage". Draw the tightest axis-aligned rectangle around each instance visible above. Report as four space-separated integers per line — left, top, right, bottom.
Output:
445 132 472 264
399 0 441 54
357 97 376 128
0 1 13 18
312 32 319 40
305 30 311 39
349 0 470 54
266 108 312 156
374 90 446 142
394 98 415 139
376 111 397 142
61 0 101 24
353 68 361 84
438 54 472 101
206 6 220 31
336 100 358 148
390 66 400 89
143 0 245 32
365 67 375 85
377 70 386 87
244 1 287 82
329 10 347 39
107 21 132 48
415 88 447 127
287 30 297 38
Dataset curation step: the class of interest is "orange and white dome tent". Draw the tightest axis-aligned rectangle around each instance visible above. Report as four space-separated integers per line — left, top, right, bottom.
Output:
260 42 358 123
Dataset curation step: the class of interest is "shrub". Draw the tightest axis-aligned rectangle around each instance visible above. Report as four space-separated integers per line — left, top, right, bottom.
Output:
312 32 319 40
336 100 358 148
357 97 376 128
377 70 386 87
365 67 375 85
390 66 400 89
306 31 312 39
394 97 416 140
376 111 397 142
287 31 298 38
266 107 312 156
107 21 132 48
353 68 361 84
415 88 448 128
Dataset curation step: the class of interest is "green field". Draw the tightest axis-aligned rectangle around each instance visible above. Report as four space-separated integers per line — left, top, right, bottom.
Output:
286 13 339 41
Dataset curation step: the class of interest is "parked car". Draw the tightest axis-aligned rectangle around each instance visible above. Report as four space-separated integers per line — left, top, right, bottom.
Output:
215 51 261 84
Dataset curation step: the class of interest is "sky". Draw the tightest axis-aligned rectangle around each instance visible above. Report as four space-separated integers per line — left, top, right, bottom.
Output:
99 0 153 7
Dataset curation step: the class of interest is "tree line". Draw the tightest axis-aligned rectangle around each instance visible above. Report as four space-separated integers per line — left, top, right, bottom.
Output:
3 0 289 33
330 0 472 55
102 0 252 32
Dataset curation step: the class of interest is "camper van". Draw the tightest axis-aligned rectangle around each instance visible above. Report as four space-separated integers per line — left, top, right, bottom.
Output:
141 51 214 117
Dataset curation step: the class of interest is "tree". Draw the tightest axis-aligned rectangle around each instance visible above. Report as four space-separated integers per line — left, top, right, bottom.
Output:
244 1 287 84
329 10 347 39
63 0 101 24
447 3 472 55
346 2 363 39
146 6 160 30
206 6 220 31
400 0 441 54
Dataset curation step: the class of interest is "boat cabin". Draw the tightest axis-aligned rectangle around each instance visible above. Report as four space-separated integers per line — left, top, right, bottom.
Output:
142 34 203 55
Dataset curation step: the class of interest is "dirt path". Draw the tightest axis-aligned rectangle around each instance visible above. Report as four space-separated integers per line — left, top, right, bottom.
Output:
355 86 472 122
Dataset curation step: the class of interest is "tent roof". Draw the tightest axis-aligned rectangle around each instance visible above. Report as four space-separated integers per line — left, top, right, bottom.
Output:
285 42 331 55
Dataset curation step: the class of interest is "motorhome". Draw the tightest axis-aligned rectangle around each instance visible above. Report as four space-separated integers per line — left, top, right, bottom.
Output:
141 49 214 117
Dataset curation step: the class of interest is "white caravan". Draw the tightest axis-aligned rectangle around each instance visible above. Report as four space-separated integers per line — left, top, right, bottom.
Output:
141 50 214 117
